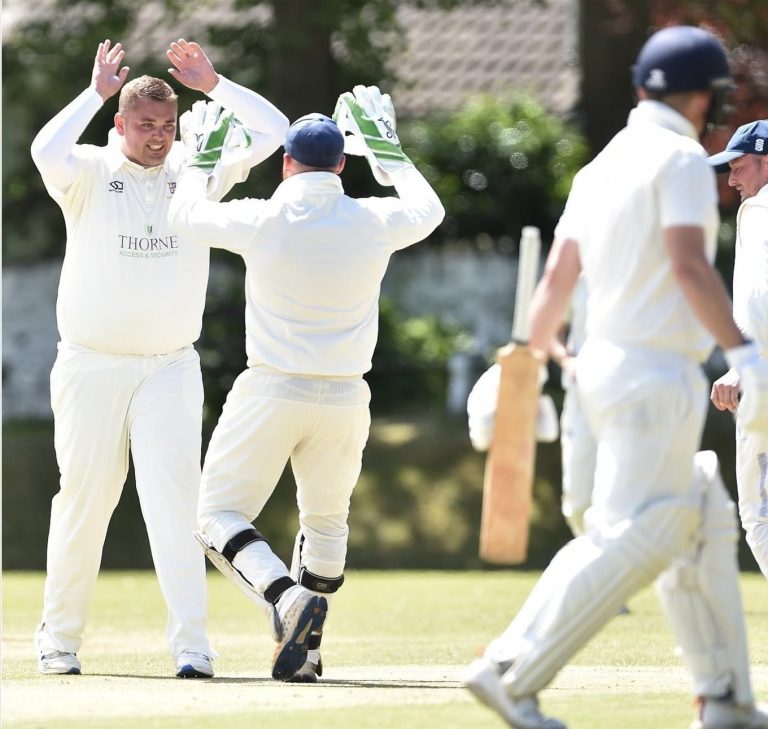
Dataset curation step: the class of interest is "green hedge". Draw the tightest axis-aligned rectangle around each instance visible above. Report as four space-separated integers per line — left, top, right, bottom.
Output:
1 402 751 573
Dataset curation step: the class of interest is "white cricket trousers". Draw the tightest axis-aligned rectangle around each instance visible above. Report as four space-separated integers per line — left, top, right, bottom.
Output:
559 376 596 537
489 340 756 705
197 366 371 593
39 342 211 659
735 415 768 578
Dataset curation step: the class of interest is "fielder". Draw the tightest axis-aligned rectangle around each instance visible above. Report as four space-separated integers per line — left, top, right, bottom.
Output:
31 38 288 678
709 119 768 579
464 26 768 729
168 84 444 682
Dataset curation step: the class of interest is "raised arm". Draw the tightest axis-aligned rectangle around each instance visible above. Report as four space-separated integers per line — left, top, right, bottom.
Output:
333 84 444 247
31 40 130 192
167 39 288 166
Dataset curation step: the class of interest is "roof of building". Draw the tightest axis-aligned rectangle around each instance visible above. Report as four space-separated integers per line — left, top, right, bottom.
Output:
391 0 581 117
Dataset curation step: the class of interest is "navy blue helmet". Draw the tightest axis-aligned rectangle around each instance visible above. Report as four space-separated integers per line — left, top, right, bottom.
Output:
632 26 732 126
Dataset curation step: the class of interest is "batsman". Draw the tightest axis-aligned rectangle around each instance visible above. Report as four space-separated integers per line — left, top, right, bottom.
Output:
465 26 768 729
168 84 444 682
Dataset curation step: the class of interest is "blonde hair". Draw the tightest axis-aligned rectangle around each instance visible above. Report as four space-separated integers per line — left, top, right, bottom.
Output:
118 76 177 114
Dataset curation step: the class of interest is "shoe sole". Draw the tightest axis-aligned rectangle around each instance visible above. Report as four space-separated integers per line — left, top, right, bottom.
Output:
176 665 213 679
285 669 319 684
272 596 327 681
39 667 81 675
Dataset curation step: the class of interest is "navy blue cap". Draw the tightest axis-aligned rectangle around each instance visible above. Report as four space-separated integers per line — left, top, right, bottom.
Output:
708 120 768 173
283 114 344 168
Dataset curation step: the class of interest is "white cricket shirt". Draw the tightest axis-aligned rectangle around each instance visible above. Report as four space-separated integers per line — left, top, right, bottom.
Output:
733 184 768 353
556 100 720 362
169 166 445 376
31 77 288 355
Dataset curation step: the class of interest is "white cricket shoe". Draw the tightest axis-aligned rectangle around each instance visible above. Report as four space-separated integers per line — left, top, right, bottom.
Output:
271 586 327 681
286 649 323 684
175 651 214 679
464 657 566 729
692 697 768 728
39 650 81 675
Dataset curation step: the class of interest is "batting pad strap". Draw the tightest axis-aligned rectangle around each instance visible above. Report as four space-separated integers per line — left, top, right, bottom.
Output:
222 528 266 563
264 576 297 605
299 568 345 594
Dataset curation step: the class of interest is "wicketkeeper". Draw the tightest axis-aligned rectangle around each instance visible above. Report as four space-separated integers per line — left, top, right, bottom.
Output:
168 84 445 682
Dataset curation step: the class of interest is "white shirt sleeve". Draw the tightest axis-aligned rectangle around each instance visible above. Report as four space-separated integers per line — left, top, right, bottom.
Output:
168 167 264 254
658 150 716 228
734 200 768 352
553 167 589 243
207 75 289 168
30 87 103 195
360 165 445 250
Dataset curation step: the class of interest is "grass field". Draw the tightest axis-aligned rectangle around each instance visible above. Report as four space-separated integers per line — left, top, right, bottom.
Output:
3 570 767 729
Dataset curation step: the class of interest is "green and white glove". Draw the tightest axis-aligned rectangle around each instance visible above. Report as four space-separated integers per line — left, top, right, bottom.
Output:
179 100 253 175
332 85 411 186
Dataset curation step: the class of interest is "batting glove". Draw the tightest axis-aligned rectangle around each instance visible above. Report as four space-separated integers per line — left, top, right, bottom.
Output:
725 342 768 432
332 85 411 186
466 364 559 451
179 100 253 175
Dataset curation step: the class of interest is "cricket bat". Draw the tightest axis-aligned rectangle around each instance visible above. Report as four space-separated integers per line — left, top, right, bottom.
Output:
479 226 543 564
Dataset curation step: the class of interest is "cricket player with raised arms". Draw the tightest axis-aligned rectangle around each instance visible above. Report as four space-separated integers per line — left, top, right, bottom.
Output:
167 82 444 681
31 38 289 678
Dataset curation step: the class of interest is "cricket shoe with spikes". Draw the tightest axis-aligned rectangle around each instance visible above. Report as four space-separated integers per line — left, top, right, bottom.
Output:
691 697 768 729
286 649 323 684
464 657 567 729
271 586 327 681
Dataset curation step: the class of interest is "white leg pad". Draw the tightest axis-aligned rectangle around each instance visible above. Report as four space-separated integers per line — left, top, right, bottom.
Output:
656 451 754 705
488 497 700 697
194 532 282 641
289 529 303 583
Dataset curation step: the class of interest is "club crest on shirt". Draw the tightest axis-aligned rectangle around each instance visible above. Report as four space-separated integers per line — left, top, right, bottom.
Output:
168 181 176 195
108 180 124 193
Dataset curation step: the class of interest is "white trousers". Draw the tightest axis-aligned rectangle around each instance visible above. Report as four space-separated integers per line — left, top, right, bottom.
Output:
559 378 596 537
39 343 211 659
735 415 768 578
198 367 371 594
490 341 754 704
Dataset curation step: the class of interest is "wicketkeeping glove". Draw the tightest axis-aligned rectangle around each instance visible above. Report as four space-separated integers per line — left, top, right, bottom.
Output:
179 100 253 175
332 85 411 186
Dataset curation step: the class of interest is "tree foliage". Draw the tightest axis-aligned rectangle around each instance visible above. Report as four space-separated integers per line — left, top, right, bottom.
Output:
2 0 499 263
401 94 588 247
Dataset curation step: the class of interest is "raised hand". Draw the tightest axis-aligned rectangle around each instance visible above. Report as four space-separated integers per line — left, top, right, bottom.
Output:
167 39 219 94
333 85 411 186
91 40 130 102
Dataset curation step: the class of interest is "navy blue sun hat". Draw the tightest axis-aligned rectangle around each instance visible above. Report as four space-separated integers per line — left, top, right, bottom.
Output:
708 120 768 173
283 114 344 168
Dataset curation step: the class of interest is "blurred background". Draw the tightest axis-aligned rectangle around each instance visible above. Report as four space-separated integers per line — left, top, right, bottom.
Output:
3 0 768 572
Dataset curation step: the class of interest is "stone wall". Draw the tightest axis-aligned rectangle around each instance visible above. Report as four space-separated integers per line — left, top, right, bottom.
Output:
2 250 525 419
